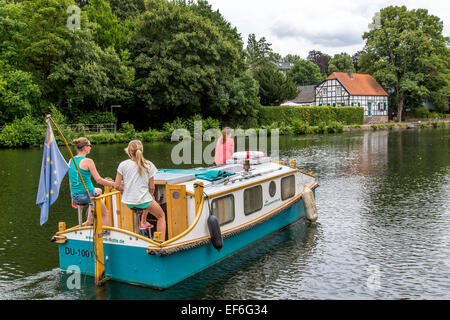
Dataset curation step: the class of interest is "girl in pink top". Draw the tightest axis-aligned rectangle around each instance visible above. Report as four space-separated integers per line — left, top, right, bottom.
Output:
214 127 234 165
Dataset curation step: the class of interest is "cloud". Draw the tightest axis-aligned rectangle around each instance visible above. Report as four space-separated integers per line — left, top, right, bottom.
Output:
206 0 450 57
271 21 364 48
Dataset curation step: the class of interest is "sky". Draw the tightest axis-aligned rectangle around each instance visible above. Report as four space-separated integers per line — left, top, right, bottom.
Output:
206 0 450 59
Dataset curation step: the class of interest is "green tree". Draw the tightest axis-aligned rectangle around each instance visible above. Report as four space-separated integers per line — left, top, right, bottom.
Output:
252 62 299 106
108 0 146 20
84 0 127 51
0 1 29 68
283 54 302 64
0 60 41 124
307 50 330 75
245 34 276 70
128 0 248 125
20 0 74 82
287 59 325 86
359 6 450 120
328 52 355 74
47 28 134 118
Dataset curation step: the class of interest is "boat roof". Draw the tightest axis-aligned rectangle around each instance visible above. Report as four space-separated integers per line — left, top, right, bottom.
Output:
154 161 302 195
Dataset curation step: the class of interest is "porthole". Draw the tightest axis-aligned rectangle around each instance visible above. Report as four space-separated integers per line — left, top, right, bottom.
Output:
172 191 180 200
269 181 276 197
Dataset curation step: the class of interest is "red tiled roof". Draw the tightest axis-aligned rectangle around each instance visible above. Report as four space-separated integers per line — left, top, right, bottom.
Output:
327 72 388 96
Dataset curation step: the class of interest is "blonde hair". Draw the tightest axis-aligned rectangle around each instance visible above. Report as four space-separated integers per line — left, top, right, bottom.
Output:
125 140 150 177
72 137 90 151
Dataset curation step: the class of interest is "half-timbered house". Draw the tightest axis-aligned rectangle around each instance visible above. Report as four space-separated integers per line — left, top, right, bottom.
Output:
315 71 389 123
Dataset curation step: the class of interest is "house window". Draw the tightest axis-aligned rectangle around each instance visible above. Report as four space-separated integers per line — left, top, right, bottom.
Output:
211 195 235 225
281 175 295 200
244 185 262 215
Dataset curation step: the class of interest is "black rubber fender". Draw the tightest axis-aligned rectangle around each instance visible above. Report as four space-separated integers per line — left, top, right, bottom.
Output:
207 215 223 251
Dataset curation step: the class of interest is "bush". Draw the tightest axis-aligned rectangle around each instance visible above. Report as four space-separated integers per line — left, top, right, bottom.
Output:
318 122 328 133
326 121 344 133
74 111 117 124
120 122 136 140
414 106 430 119
161 117 187 139
259 106 364 126
429 112 439 119
0 116 45 148
291 119 309 135
386 123 395 130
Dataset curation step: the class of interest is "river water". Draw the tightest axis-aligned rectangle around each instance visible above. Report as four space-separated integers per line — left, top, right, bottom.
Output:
0 128 449 300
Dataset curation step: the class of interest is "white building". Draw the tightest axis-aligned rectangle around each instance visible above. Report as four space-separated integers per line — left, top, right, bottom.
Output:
315 71 389 123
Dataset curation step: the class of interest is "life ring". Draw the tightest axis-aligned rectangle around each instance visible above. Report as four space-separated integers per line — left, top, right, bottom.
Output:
231 151 266 160
302 186 318 223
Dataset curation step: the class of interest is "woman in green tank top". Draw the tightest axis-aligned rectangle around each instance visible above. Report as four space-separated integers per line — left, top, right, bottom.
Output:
69 137 115 226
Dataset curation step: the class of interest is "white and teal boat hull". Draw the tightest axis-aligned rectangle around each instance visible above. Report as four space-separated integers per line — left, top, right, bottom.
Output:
54 160 318 289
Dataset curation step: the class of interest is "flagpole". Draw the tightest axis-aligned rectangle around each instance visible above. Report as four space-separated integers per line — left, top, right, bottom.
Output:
46 115 107 286
46 115 91 201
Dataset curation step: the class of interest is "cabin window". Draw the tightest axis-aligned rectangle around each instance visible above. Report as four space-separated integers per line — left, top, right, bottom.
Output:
211 195 235 225
281 175 295 200
244 185 263 215
269 181 276 197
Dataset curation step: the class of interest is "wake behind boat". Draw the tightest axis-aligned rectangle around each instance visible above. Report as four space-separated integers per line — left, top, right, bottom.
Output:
52 153 318 289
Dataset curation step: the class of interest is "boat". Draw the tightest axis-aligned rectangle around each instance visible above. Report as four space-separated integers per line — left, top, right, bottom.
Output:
52 154 318 289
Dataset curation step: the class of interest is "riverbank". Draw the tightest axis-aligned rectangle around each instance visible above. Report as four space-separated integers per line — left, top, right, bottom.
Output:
344 119 450 132
0 118 449 149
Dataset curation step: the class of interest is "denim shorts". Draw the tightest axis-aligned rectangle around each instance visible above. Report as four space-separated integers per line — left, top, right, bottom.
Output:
71 190 100 204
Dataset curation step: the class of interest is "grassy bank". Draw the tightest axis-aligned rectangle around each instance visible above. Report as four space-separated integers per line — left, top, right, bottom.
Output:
1 115 449 149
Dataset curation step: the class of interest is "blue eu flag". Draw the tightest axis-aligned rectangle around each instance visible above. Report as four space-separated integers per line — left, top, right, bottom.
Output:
36 123 69 225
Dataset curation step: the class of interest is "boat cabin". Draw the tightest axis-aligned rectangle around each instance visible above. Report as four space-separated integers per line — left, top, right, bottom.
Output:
85 159 315 244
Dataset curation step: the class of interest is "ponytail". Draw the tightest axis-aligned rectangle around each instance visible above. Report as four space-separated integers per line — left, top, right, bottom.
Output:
135 149 149 177
125 140 150 177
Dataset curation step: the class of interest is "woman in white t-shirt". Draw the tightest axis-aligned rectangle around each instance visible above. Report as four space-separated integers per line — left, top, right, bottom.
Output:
114 140 166 241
